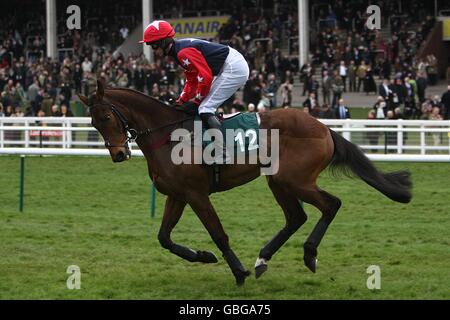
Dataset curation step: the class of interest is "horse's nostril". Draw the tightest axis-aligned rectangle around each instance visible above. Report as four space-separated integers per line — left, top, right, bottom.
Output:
116 151 125 162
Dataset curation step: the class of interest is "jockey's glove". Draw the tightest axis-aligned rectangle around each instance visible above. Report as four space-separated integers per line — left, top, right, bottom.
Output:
173 100 199 115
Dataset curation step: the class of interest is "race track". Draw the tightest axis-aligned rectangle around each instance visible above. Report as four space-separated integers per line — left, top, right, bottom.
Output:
0 156 448 299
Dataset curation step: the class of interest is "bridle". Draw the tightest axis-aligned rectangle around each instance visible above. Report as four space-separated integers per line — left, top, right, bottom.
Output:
107 105 138 148
90 100 194 150
90 102 137 149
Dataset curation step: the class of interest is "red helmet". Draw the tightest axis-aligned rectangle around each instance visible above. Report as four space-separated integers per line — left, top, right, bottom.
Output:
139 20 175 44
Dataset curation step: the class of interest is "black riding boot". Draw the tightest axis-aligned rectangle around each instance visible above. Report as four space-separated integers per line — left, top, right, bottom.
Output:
200 113 230 164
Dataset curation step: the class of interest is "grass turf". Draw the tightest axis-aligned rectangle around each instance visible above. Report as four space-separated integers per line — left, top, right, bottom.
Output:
0 156 448 299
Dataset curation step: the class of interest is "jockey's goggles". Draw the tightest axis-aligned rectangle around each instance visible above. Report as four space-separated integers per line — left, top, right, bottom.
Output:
146 37 173 51
146 40 163 50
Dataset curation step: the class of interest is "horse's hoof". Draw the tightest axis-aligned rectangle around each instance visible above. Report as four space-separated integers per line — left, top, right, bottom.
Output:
255 264 268 279
235 270 251 286
303 243 318 273
304 255 318 273
254 257 268 279
196 251 218 263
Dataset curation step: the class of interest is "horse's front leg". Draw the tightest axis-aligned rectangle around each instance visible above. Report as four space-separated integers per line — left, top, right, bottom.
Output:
158 196 218 263
187 193 250 286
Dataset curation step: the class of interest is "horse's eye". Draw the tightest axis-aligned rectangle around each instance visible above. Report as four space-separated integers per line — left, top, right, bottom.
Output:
105 115 112 121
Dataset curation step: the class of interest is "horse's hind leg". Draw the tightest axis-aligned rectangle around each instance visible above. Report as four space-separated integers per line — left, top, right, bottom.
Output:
187 193 250 286
255 177 307 279
295 186 342 273
158 196 218 264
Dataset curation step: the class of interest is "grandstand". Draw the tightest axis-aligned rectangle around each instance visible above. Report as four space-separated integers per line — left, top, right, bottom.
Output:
0 0 449 119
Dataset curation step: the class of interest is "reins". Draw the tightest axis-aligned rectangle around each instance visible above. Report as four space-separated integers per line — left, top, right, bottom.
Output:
91 100 194 150
135 115 195 139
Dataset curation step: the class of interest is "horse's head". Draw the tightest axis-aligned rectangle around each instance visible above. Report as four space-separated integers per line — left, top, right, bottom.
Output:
78 80 132 163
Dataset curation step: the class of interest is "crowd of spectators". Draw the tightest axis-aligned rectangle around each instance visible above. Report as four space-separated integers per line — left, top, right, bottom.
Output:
293 0 450 121
0 0 449 122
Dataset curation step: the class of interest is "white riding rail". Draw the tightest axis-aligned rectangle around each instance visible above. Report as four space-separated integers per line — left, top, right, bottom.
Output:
0 117 449 162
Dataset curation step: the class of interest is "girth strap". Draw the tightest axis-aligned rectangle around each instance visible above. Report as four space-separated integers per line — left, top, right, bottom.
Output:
210 165 221 194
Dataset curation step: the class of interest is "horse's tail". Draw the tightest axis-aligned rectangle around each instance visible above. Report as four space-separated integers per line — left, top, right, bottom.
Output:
328 129 412 203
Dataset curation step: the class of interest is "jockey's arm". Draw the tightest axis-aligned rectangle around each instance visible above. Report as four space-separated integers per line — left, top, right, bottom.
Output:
176 48 213 106
177 70 198 104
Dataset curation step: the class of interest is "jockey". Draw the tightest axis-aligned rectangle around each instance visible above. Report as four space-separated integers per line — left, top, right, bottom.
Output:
140 20 250 164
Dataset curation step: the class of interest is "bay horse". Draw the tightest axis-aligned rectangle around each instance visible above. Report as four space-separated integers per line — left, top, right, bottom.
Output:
78 81 412 286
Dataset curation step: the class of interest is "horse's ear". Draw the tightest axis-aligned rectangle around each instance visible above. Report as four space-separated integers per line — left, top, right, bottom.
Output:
96 79 105 101
78 94 89 106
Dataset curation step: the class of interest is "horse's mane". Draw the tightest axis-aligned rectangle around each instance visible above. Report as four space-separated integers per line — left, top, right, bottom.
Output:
102 87 194 117
105 86 167 107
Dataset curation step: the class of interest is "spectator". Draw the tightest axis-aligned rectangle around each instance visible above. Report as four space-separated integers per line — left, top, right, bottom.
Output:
322 70 332 105
27 79 40 104
394 107 404 119
426 54 438 85
302 92 319 113
403 76 417 119
347 60 357 92
391 78 404 108
81 57 93 73
257 93 271 111
73 64 82 94
133 64 145 92
378 78 393 105
11 105 24 117
150 83 160 99
60 104 73 117
373 96 387 119
115 69 128 87
300 63 312 96
319 104 334 119
59 82 72 107
338 61 347 92
40 90 53 116
416 72 428 104
15 82 26 106
431 95 442 110
441 85 450 120
364 65 377 95
257 104 267 113
334 98 350 119
231 98 245 112
417 59 428 78
429 107 443 146
280 80 293 108
51 104 62 117
331 70 344 107
356 61 367 92
266 74 278 108
5 105 13 117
